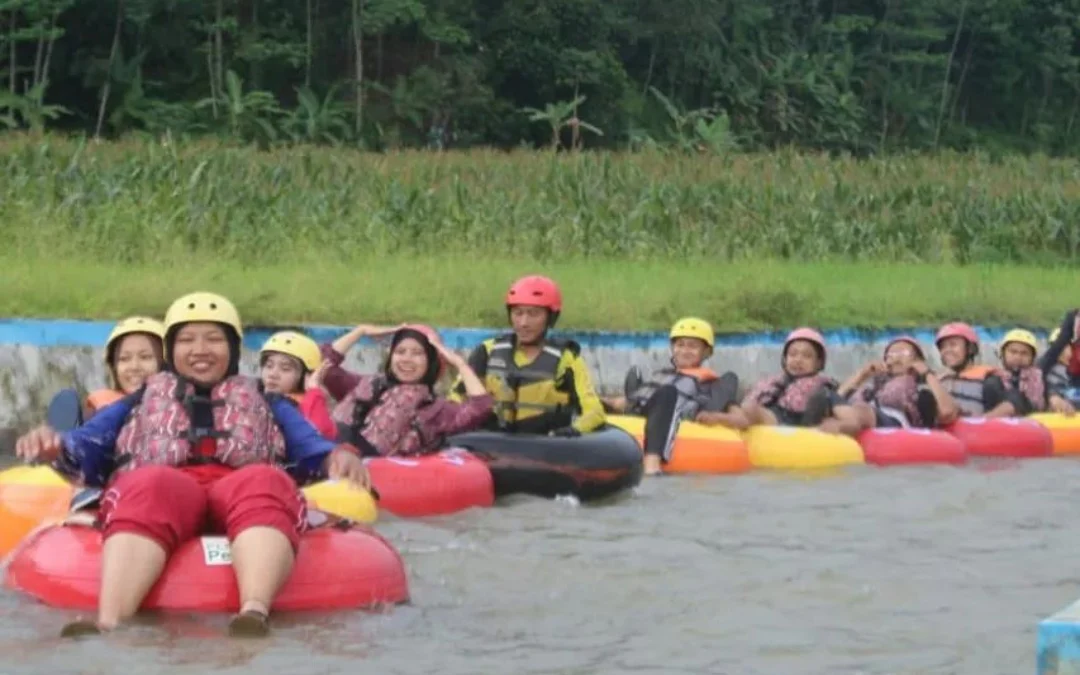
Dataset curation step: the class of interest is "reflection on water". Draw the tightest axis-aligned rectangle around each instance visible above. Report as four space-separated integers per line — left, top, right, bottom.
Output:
3 458 1077 674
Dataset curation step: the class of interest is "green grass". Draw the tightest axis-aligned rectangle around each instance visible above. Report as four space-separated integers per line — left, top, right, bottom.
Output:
0 133 1077 332
0 255 1075 332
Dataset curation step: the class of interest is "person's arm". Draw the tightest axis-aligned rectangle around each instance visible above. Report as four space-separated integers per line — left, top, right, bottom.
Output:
564 354 606 433
59 395 137 479
837 362 881 398
1040 310 1078 373
318 343 364 400
449 343 491 402
298 388 337 440
270 396 356 482
982 374 1017 418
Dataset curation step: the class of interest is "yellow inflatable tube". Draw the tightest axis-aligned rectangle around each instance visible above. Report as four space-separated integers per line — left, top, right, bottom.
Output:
1029 413 1080 455
301 480 378 524
0 466 74 557
0 465 377 558
743 425 865 470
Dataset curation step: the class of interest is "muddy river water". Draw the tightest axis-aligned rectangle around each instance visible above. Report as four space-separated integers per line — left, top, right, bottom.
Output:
0 457 1075 675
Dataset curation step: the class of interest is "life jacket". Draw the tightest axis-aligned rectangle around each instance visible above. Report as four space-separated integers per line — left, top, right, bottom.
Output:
287 392 304 406
1005 366 1046 413
857 374 921 427
745 372 833 418
86 389 124 413
483 335 577 430
1066 315 1080 377
114 371 285 475
1047 363 1080 406
939 365 1002 417
628 366 718 417
331 376 441 456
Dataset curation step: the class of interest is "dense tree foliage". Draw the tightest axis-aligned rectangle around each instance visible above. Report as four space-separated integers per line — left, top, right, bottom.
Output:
2 0 1079 153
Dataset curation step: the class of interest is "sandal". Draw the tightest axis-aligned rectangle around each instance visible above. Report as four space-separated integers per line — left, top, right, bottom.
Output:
60 619 102 638
227 609 270 638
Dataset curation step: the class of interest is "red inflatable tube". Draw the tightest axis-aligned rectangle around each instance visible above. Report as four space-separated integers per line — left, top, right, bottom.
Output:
944 417 1054 458
366 448 495 517
858 428 968 466
4 523 410 612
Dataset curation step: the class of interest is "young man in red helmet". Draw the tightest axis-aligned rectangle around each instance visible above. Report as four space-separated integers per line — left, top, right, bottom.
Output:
934 322 1016 422
449 275 606 437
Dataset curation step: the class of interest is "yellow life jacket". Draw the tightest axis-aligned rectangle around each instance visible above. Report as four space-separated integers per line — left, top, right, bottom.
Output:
484 335 576 431
940 365 993 417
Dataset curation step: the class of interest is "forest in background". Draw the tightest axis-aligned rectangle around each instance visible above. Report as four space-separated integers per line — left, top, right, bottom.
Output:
1 0 1078 153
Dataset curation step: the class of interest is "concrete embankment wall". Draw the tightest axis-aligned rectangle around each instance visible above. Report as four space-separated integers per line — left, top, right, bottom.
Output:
0 318 1047 448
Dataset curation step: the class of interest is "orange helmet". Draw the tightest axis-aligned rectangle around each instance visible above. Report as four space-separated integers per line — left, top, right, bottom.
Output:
783 327 827 366
506 275 563 327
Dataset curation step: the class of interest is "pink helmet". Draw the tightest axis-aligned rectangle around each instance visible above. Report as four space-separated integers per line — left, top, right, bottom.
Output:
783 327 827 366
935 322 978 346
884 335 925 360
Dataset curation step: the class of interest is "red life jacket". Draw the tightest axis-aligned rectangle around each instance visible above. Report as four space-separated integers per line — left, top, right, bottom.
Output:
331 376 441 456
743 372 833 415
858 374 922 427
1007 366 1047 413
114 371 286 475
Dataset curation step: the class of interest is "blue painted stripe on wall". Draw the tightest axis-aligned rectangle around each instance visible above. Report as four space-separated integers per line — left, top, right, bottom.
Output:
0 318 1040 351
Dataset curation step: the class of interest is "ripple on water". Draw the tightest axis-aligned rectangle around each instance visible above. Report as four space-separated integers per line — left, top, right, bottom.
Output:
2 457 1078 674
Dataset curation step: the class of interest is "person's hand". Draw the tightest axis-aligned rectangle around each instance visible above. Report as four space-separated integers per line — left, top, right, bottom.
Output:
862 361 887 377
325 445 371 490
354 324 402 339
306 361 330 391
1050 395 1076 416
16 426 64 463
818 418 843 435
908 359 930 376
427 334 466 369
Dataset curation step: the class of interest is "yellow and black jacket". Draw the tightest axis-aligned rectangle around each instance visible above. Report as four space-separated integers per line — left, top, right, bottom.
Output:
450 334 606 434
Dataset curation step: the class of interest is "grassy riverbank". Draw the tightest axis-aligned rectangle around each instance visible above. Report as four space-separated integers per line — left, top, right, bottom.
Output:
0 133 1076 331
0 256 1075 333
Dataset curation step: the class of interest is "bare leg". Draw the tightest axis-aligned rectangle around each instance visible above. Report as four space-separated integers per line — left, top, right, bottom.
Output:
743 401 780 426
231 526 295 614
98 533 168 628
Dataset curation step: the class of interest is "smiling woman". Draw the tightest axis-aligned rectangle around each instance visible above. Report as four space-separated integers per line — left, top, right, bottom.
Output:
12 291 373 639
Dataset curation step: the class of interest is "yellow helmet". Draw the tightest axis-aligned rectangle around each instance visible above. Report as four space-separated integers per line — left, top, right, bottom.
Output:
260 331 321 371
1050 328 1062 344
669 317 715 349
1000 328 1038 359
164 292 243 339
104 316 165 358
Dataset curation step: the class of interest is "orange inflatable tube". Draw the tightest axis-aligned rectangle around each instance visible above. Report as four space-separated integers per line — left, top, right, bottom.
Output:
607 414 751 474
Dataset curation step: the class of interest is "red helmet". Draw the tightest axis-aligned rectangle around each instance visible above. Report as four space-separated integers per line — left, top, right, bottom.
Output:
884 335 925 360
935 322 978 347
394 323 447 380
783 327 827 366
506 275 562 327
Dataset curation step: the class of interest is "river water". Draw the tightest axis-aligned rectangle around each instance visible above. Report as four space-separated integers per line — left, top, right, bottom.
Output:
0 457 1074 675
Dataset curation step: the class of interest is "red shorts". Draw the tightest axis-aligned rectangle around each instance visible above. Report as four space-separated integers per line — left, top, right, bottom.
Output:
98 464 307 554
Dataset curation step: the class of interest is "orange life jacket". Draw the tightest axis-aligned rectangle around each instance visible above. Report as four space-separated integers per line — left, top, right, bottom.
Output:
85 389 124 414
940 365 995 417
